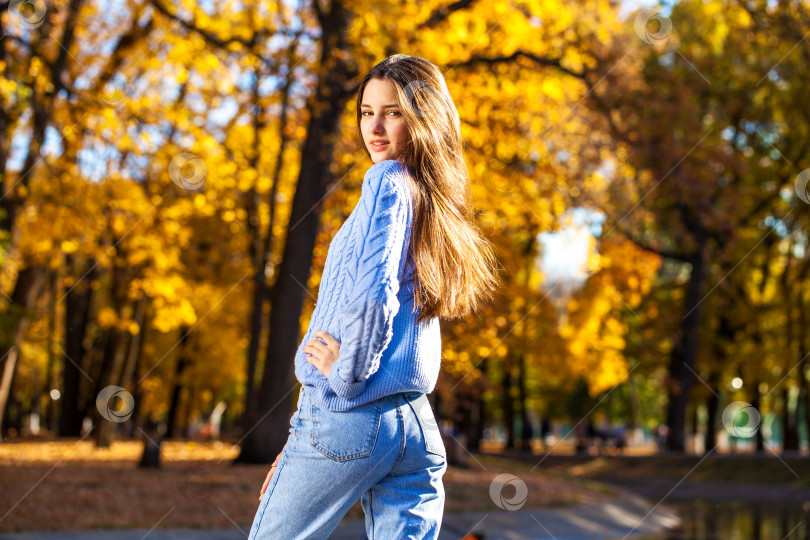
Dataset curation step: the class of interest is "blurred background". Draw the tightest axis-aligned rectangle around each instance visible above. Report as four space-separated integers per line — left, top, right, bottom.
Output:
0 0 809 538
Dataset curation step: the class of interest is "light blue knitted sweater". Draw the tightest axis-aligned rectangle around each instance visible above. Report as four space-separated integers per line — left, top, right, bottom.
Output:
294 159 442 411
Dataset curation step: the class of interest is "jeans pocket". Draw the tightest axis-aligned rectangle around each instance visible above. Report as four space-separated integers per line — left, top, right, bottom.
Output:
310 397 382 462
405 393 446 459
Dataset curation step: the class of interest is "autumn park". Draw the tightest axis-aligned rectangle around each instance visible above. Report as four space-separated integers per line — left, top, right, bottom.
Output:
0 0 809 538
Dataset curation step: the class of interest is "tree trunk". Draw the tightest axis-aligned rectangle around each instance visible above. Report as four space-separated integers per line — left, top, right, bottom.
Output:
2 392 21 436
503 365 515 449
60 255 97 437
93 330 124 448
0 266 48 441
690 402 699 453
119 297 147 391
234 1 358 464
134 307 160 466
44 270 59 434
451 392 474 466
706 311 736 452
782 250 800 452
472 395 486 453
752 380 764 453
120 296 148 439
470 356 489 453
704 378 719 451
665 244 708 452
93 258 129 448
166 326 192 439
518 354 532 452
782 385 799 451
801 300 810 452
627 366 640 438
242 47 295 438
138 413 164 469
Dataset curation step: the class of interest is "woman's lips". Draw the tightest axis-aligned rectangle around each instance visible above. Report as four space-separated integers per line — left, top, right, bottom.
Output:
370 142 389 151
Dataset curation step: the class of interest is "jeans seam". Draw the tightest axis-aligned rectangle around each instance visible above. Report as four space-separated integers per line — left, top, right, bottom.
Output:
405 394 447 459
368 488 375 539
251 458 285 538
390 394 406 470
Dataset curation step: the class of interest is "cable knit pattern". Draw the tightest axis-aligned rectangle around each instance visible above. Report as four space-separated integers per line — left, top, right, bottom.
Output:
293 159 442 412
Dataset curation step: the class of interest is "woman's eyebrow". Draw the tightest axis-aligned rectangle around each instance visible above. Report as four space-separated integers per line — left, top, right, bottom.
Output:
360 103 399 108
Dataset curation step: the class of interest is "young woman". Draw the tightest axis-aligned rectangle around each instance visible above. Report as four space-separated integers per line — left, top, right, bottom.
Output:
249 54 500 540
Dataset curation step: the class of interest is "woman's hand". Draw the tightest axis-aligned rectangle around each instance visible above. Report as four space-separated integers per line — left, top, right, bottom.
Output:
259 451 284 503
304 330 340 378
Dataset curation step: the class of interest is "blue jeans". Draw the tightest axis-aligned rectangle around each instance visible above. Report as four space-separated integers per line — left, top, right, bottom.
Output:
248 386 448 539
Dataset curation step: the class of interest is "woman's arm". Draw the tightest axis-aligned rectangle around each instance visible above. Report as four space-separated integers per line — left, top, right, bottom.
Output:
327 160 410 399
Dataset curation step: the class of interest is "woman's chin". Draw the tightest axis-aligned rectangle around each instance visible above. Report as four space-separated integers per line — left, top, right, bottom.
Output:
371 152 397 163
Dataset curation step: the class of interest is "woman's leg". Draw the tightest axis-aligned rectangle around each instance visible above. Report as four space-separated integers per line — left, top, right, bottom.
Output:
248 387 402 540
361 392 448 540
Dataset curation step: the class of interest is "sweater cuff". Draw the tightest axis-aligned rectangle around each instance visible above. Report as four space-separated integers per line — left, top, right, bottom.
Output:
327 360 368 399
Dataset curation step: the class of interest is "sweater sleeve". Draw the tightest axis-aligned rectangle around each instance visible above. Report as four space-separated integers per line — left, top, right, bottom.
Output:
327 161 410 399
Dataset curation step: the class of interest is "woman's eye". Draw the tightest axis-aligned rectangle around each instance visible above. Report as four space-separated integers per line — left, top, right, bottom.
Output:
361 110 400 117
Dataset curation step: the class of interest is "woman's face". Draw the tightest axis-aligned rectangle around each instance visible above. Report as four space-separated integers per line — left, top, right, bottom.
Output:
360 78 410 163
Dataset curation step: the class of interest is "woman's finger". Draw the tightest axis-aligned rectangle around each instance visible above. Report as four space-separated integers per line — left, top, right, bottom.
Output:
262 468 273 490
258 452 284 502
306 341 325 353
316 331 336 345
259 468 274 502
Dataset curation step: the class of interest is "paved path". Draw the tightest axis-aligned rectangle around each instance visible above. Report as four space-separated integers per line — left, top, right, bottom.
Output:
594 476 810 503
0 493 680 540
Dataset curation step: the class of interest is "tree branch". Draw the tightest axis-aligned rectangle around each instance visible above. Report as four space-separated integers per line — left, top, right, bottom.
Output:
453 50 585 80
149 0 259 49
418 0 479 30
613 220 691 262
92 8 155 97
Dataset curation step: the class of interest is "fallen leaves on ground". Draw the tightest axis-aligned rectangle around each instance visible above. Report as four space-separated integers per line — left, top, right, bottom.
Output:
0 439 616 532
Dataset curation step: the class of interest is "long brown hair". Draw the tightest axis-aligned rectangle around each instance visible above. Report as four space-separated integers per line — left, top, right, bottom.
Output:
355 54 501 323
